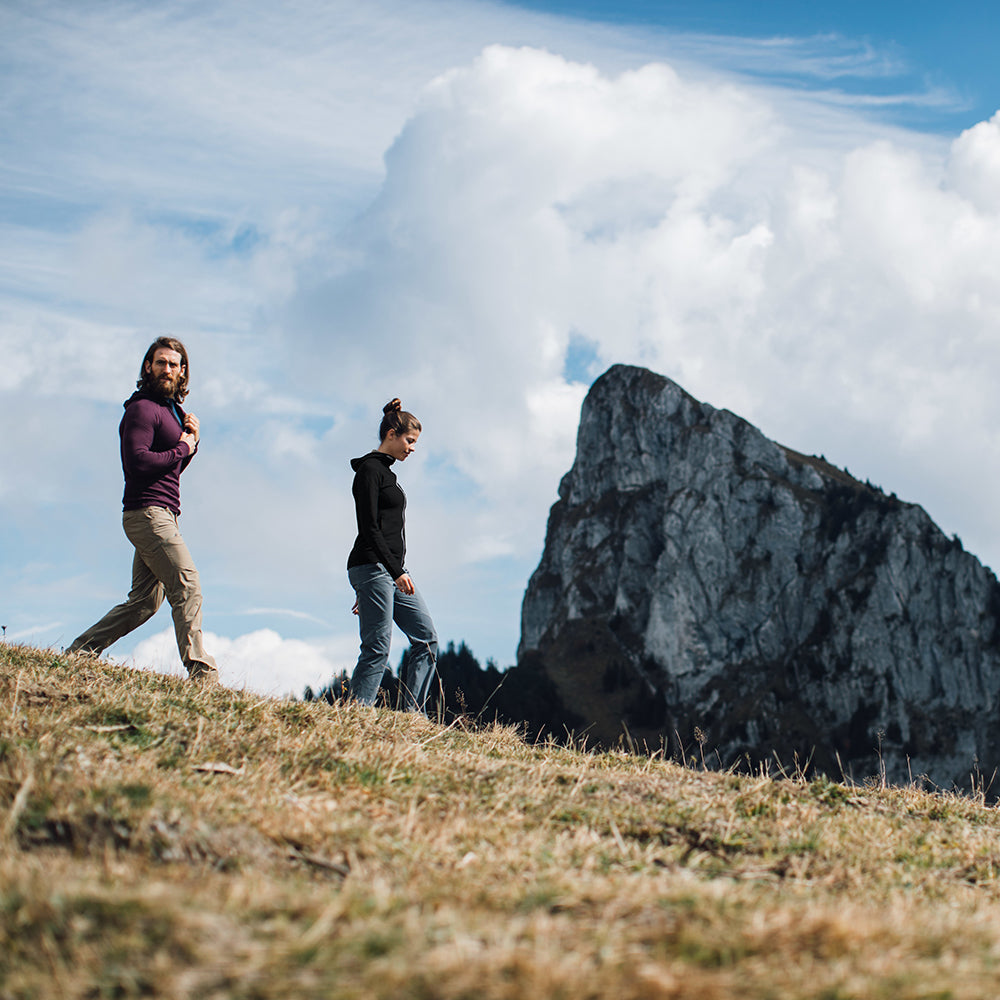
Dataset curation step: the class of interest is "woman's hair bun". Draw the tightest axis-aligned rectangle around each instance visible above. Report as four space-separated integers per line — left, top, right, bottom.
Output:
377 398 420 441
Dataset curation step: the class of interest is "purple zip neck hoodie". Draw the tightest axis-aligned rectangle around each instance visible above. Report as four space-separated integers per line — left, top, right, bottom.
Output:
120 389 194 515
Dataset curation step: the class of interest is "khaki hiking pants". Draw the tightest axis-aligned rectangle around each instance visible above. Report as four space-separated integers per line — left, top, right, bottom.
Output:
68 506 216 676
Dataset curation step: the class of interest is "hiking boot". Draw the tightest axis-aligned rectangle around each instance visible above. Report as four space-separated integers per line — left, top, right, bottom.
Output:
67 645 104 659
187 664 221 687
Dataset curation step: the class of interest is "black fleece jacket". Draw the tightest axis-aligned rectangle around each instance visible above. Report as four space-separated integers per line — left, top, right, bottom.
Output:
347 451 406 579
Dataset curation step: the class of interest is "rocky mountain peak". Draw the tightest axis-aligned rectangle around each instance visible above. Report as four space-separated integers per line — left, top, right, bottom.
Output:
519 364 1000 792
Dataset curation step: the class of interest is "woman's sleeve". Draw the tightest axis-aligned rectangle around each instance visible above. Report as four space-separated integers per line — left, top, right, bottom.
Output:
352 464 404 579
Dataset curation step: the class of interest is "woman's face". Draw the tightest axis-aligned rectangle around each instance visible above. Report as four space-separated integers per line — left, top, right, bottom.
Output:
382 427 420 462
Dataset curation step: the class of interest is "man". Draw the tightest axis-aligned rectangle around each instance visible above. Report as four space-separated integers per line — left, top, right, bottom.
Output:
68 336 220 684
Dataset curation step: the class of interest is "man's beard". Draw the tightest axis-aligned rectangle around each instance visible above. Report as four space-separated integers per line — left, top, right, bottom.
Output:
153 373 179 398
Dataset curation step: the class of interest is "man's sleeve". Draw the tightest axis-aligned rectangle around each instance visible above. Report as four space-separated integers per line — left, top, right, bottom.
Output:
121 401 191 478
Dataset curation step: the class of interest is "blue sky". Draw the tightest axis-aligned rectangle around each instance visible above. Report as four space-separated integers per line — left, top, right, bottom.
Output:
516 0 998 131
2 0 1000 695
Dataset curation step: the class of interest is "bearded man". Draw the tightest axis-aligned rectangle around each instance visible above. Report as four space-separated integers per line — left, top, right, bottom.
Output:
68 336 220 684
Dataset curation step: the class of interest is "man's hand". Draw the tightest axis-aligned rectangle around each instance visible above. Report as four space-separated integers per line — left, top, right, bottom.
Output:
395 573 415 595
181 413 200 451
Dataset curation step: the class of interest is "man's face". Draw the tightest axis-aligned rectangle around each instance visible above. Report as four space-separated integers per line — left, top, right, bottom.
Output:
146 347 184 398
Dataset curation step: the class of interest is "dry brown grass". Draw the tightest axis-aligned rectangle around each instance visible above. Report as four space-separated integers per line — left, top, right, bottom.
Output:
3 641 1000 998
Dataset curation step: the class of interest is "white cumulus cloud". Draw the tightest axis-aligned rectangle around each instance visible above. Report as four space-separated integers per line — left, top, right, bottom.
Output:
126 627 358 697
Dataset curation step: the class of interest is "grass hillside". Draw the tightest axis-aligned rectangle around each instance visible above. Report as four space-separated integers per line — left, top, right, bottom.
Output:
3 643 1000 999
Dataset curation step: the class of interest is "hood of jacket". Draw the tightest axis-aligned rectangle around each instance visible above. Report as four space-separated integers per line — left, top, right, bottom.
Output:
123 388 183 411
350 451 395 472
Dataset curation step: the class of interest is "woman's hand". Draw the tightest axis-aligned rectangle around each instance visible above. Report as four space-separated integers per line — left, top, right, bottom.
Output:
394 573 414 595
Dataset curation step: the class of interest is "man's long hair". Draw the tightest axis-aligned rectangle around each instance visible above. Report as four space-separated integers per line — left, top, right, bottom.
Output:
136 336 191 402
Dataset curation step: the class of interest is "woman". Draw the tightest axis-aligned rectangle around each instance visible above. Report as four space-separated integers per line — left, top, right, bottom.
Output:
347 399 438 712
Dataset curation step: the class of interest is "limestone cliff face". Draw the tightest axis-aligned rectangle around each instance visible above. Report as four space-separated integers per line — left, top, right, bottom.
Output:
519 364 1000 791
